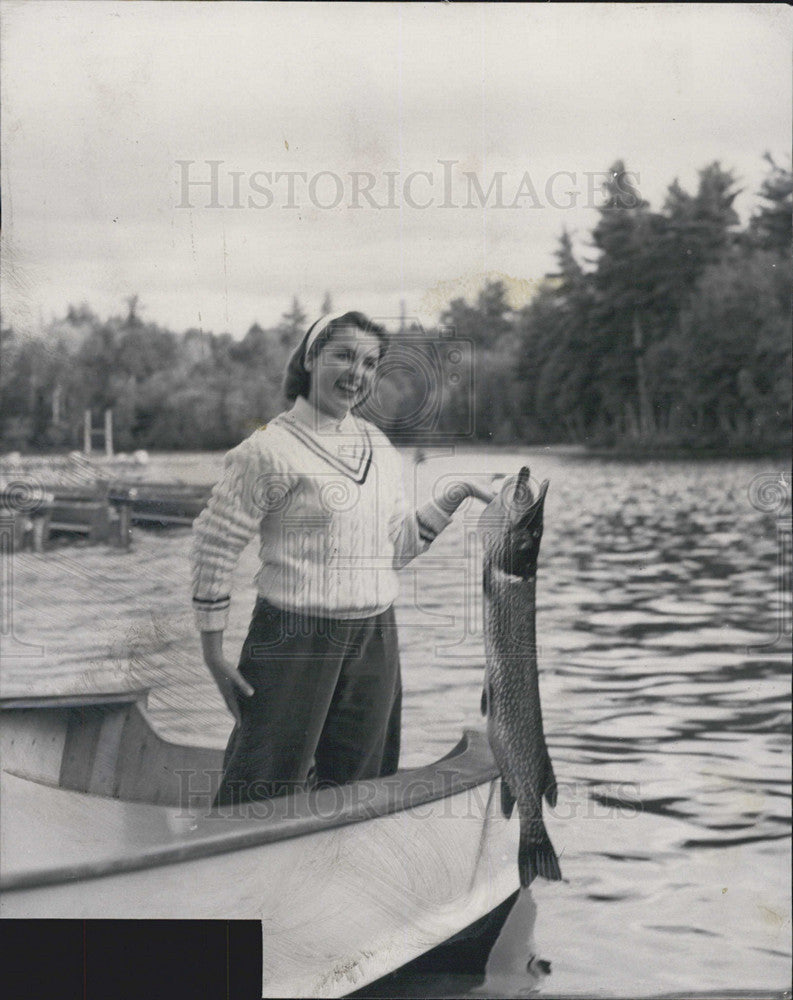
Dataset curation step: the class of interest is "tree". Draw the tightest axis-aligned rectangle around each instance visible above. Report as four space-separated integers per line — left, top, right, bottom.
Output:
588 161 659 437
280 296 307 345
748 153 792 255
437 280 519 438
116 325 178 382
514 232 601 442
124 294 143 325
439 280 513 351
660 163 742 312
671 249 791 445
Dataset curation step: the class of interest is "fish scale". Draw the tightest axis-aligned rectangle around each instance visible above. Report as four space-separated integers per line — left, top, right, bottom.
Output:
479 466 562 888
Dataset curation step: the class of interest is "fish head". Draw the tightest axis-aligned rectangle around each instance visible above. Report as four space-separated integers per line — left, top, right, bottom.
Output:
480 466 549 578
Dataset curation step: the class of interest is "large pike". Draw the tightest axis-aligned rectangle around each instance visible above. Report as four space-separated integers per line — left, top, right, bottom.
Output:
479 466 562 887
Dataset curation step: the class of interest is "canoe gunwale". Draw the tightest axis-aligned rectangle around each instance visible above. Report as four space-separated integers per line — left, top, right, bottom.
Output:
1 727 501 893
0 690 151 710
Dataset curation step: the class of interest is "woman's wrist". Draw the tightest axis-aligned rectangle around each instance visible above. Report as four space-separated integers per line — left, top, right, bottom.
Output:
200 630 224 661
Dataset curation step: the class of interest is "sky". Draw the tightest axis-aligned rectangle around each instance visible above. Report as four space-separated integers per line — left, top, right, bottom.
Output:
1 1 790 338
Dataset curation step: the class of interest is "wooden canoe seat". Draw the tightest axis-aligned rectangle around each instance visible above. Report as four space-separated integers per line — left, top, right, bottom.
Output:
0 692 223 808
1 692 498 818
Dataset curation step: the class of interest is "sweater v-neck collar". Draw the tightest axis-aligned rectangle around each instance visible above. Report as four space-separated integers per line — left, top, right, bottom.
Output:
277 397 372 483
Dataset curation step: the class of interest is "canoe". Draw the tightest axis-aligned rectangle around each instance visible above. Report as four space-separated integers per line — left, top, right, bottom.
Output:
0 690 520 998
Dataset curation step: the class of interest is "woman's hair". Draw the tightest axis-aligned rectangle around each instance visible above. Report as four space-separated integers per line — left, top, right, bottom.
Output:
283 311 389 403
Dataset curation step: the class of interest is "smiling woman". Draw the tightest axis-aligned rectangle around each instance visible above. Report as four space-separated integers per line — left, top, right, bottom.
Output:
284 311 388 419
190 310 494 807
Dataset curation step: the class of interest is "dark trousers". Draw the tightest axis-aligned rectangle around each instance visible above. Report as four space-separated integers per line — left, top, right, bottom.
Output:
214 598 402 806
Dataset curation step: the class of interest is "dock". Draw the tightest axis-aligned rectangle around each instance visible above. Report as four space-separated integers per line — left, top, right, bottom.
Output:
0 481 211 552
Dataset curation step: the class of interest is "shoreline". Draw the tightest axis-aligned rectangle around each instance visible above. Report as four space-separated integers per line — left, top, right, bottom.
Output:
574 444 792 461
1 442 789 483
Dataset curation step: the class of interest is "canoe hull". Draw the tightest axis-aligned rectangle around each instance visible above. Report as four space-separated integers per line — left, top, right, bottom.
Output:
0 695 520 997
1 774 518 998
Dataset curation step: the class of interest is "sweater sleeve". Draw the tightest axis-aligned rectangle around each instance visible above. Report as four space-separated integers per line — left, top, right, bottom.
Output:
388 454 453 571
190 434 288 631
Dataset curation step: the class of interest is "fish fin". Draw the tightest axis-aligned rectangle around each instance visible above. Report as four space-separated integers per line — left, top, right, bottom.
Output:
518 816 562 888
543 754 558 808
500 778 516 819
480 685 488 716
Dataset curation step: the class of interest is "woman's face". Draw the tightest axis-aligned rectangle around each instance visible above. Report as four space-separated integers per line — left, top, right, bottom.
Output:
305 327 382 420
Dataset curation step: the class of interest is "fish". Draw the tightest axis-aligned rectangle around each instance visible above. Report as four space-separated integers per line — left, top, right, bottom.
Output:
478 466 562 888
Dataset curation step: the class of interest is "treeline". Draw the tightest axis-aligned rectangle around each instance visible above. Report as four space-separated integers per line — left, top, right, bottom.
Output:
1 156 790 454
0 296 313 453
444 155 791 450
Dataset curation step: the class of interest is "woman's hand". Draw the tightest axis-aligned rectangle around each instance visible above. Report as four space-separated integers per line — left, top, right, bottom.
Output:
463 478 498 504
435 477 498 516
200 631 254 723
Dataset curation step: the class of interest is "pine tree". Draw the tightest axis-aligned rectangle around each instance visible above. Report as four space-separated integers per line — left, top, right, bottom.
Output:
589 161 658 438
749 153 792 255
280 296 308 345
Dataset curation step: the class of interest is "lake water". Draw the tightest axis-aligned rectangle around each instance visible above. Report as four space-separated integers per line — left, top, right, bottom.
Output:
3 448 791 997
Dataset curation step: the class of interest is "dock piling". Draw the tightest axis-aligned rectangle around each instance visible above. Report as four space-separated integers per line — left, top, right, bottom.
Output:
109 487 134 549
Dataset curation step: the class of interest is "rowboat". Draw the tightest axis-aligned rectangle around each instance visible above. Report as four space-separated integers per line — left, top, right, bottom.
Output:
0 688 521 998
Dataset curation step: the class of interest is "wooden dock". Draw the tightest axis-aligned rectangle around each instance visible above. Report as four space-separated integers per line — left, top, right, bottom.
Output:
0 482 212 551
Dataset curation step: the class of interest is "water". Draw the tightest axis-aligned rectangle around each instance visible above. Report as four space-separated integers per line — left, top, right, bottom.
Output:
3 449 790 996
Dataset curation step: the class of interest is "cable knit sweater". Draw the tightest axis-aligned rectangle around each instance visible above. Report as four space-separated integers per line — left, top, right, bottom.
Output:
190 398 452 631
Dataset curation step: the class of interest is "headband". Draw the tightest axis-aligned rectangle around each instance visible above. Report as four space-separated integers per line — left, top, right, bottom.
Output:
302 309 357 361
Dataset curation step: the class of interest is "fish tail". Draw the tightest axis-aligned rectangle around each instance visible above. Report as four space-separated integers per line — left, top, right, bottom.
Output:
518 816 562 887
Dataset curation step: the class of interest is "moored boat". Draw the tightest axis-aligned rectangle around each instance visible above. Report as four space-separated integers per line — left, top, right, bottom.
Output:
0 690 520 998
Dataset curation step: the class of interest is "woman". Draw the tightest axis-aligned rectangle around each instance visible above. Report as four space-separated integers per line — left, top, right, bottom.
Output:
191 310 492 806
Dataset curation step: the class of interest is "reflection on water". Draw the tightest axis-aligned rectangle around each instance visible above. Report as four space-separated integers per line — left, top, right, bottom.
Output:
398 454 791 998
478 889 550 998
3 451 791 996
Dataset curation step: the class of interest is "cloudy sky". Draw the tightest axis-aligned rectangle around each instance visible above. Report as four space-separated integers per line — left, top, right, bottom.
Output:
1 1 790 337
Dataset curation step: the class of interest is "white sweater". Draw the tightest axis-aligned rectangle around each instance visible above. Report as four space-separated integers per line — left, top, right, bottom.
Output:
190 399 452 631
